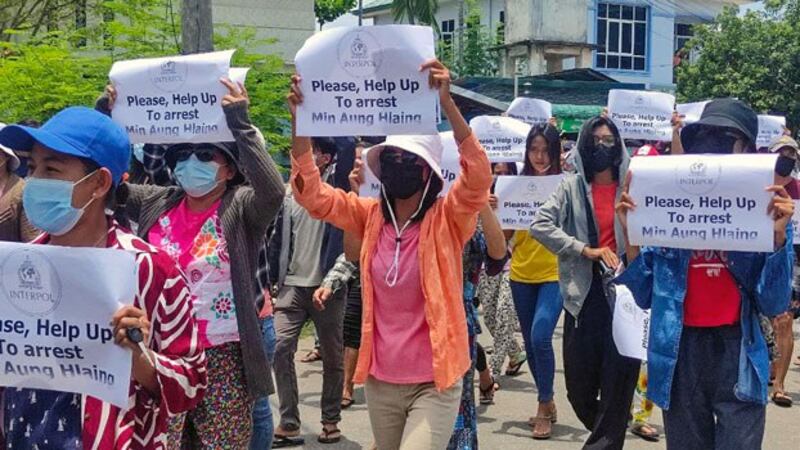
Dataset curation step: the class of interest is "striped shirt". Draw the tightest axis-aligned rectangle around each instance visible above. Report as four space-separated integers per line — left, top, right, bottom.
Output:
1 219 207 449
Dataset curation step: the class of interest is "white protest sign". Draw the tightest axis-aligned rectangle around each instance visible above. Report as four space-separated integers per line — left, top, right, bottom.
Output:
295 25 438 137
361 131 460 198
676 101 709 125
229 67 250 87
494 175 563 230
0 242 137 408
470 115 531 162
608 89 675 141
628 154 778 252
110 50 235 144
757 115 787 149
612 283 649 361
506 98 553 126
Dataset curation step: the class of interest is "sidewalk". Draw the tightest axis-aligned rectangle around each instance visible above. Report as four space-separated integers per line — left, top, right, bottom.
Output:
275 322 800 449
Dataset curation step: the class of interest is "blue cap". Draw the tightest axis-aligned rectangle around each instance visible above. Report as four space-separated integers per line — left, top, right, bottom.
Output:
0 107 130 184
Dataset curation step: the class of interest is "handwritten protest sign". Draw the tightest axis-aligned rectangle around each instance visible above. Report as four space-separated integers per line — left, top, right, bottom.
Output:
608 90 675 141
494 175 563 230
294 25 437 137
506 98 552 126
627 154 778 252
109 50 235 144
361 131 460 198
676 101 709 125
612 283 649 361
0 242 137 408
757 115 787 148
470 116 531 162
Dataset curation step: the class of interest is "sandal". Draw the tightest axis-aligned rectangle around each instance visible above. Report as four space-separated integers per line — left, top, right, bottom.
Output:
631 423 660 442
341 397 355 409
528 405 558 427
300 348 322 363
272 435 305 448
479 380 499 405
531 416 553 440
505 353 527 377
318 426 342 444
772 391 793 407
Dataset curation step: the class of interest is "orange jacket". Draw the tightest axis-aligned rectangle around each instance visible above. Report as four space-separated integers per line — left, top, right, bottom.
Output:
290 133 492 390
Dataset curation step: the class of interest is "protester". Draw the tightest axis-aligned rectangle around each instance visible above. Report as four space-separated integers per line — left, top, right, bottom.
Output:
0 124 38 242
531 115 640 449
477 162 527 384
616 98 794 449
287 58 492 449
0 106 207 448
99 78 285 447
506 123 563 440
768 135 800 408
448 206 508 450
268 136 355 446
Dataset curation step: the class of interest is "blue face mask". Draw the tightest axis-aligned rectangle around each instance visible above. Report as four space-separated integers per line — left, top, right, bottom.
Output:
23 172 97 236
174 154 221 197
132 144 145 163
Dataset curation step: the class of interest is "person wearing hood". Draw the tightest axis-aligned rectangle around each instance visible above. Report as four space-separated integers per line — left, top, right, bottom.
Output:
0 123 38 242
616 99 794 449
286 59 493 450
99 79 286 448
0 107 206 448
530 116 640 449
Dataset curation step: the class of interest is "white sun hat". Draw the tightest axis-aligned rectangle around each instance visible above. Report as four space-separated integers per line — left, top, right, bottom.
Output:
0 123 21 171
365 134 444 182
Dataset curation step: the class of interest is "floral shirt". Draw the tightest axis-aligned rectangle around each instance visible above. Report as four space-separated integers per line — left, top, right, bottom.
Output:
1 219 207 449
148 198 238 348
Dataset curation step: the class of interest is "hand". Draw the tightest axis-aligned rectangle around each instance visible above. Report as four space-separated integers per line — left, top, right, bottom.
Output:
312 287 333 311
548 116 558 128
349 158 365 193
582 246 620 269
420 59 451 103
287 74 303 118
601 107 609 119
220 78 249 107
488 193 499 210
105 85 117 110
766 184 794 248
671 111 685 132
111 305 151 355
615 171 635 236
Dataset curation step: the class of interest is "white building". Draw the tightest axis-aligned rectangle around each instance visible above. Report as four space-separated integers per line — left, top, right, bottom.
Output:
213 0 315 62
360 0 751 90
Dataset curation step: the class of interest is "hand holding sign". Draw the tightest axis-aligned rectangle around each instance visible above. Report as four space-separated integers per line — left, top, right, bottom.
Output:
220 77 249 107
421 58 451 104
767 185 794 248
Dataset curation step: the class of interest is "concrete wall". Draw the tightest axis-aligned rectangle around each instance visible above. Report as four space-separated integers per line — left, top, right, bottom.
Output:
213 0 315 62
372 0 505 33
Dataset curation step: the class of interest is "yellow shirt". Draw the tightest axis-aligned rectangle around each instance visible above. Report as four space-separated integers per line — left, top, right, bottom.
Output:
510 230 559 283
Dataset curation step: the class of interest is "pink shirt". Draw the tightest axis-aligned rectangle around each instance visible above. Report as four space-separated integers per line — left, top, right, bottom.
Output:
369 222 434 384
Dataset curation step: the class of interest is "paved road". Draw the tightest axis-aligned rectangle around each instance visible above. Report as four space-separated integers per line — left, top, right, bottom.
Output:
274 320 800 449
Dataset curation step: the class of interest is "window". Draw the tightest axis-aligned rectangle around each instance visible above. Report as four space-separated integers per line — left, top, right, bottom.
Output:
499 11 505 24
596 3 648 71
497 11 506 43
674 23 694 53
441 19 455 45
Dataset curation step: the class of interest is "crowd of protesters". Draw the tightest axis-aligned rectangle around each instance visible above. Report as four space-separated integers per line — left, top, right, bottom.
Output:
0 53 798 450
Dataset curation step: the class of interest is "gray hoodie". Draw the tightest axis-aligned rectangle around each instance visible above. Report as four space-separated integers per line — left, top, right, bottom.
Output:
530 119 630 318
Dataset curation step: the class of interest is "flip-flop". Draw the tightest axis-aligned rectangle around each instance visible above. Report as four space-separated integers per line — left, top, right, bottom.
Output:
505 354 527 376
631 424 661 442
341 397 355 409
318 427 342 444
272 435 304 448
300 349 322 363
772 391 793 407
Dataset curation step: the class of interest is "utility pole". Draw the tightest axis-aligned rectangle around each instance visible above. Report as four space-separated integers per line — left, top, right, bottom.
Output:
182 0 214 54
358 0 363 26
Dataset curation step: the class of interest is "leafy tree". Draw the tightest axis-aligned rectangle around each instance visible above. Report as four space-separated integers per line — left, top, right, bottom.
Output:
392 0 438 31
436 0 497 77
315 0 356 29
676 2 800 129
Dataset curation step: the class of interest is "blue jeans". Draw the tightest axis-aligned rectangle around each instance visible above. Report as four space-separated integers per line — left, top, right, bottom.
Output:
251 316 277 450
510 281 562 402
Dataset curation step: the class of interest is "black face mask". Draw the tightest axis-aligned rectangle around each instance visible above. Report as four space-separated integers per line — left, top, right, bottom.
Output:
590 144 616 173
689 132 739 154
381 160 425 199
776 155 796 177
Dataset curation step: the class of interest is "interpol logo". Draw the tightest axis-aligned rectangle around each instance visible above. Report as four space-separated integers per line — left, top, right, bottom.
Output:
1 249 62 317
149 59 188 93
526 181 538 193
337 30 382 78
674 157 722 195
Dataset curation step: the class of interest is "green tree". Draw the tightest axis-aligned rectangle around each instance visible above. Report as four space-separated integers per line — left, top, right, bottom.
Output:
315 0 357 29
392 0 438 30
676 2 800 128
436 0 497 77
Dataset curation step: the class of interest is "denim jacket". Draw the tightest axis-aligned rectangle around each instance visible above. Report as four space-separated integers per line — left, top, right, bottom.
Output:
616 229 793 410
